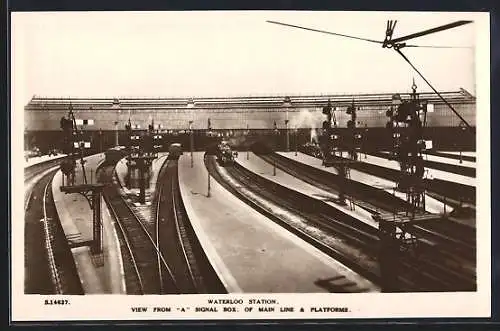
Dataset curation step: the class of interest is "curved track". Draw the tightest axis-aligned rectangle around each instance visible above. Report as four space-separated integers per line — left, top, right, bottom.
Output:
259 152 476 261
24 167 83 294
98 156 225 294
313 152 475 206
154 159 226 294
99 163 178 294
206 155 475 292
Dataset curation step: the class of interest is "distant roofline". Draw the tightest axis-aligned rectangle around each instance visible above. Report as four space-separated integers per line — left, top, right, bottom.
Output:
29 87 475 103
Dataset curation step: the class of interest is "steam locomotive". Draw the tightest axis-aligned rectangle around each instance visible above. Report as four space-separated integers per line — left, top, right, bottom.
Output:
167 143 183 160
216 141 235 166
104 146 127 164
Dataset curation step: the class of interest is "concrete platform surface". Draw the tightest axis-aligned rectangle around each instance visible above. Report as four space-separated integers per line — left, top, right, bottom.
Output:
422 153 476 168
25 154 66 168
52 153 125 294
277 152 453 215
178 152 378 293
235 152 377 228
441 151 476 157
362 154 476 187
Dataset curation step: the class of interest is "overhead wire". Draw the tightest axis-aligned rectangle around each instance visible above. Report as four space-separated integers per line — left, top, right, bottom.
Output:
266 19 475 132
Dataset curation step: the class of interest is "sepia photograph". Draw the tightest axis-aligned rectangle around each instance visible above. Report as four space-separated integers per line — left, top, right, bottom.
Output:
12 10 490 321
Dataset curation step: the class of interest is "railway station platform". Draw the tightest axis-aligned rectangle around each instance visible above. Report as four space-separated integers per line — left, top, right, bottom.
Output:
234 152 377 229
440 151 476 158
24 154 66 168
178 152 379 293
361 154 476 187
276 152 454 215
422 153 476 168
51 153 126 294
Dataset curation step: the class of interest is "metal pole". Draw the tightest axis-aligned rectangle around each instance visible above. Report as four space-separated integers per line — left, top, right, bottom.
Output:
443 196 447 216
285 118 290 152
139 158 145 204
246 124 249 160
99 130 102 153
114 121 119 147
92 191 102 254
274 130 278 175
190 121 194 168
295 128 298 156
207 172 211 197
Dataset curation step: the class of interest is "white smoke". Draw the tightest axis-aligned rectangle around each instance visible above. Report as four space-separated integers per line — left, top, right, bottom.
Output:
290 109 323 129
310 128 318 143
290 109 323 144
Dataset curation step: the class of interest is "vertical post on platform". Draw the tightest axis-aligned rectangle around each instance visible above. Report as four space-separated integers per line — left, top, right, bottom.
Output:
139 158 145 204
273 125 279 176
92 191 102 254
189 121 194 168
246 123 250 160
295 126 299 156
283 97 291 152
207 171 211 198
443 196 447 216
114 121 119 147
285 119 290 152
364 125 368 159
99 129 103 153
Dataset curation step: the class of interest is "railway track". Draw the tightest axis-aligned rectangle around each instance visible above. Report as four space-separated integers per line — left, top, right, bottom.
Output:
24 169 83 294
423 150 476 163
154 160 226 294
205 155 386 292
309 152 476 206
24 159 65 212
207 155 475 291
260 152 476 287
372 151 475 177
24 156 65 182
259 153 476 257
99 163 179 294
98 156 225 294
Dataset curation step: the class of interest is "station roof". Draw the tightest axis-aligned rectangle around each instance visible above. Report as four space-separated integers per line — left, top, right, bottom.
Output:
26 88 475 111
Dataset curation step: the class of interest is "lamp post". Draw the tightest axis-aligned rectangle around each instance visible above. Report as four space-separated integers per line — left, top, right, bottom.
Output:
285 119 290 152
283 97 291 152
189 120 194 168
246 123 250 160
99 129 103 153
114 121 119 147
295 126 298 156
364 124 368 159
273 122 279 176
112 98 121 147
207 170 211 198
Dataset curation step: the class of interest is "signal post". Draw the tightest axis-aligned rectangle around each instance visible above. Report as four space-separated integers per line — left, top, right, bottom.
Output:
125 119 160 205
376 82 442 291
59 104 104 255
